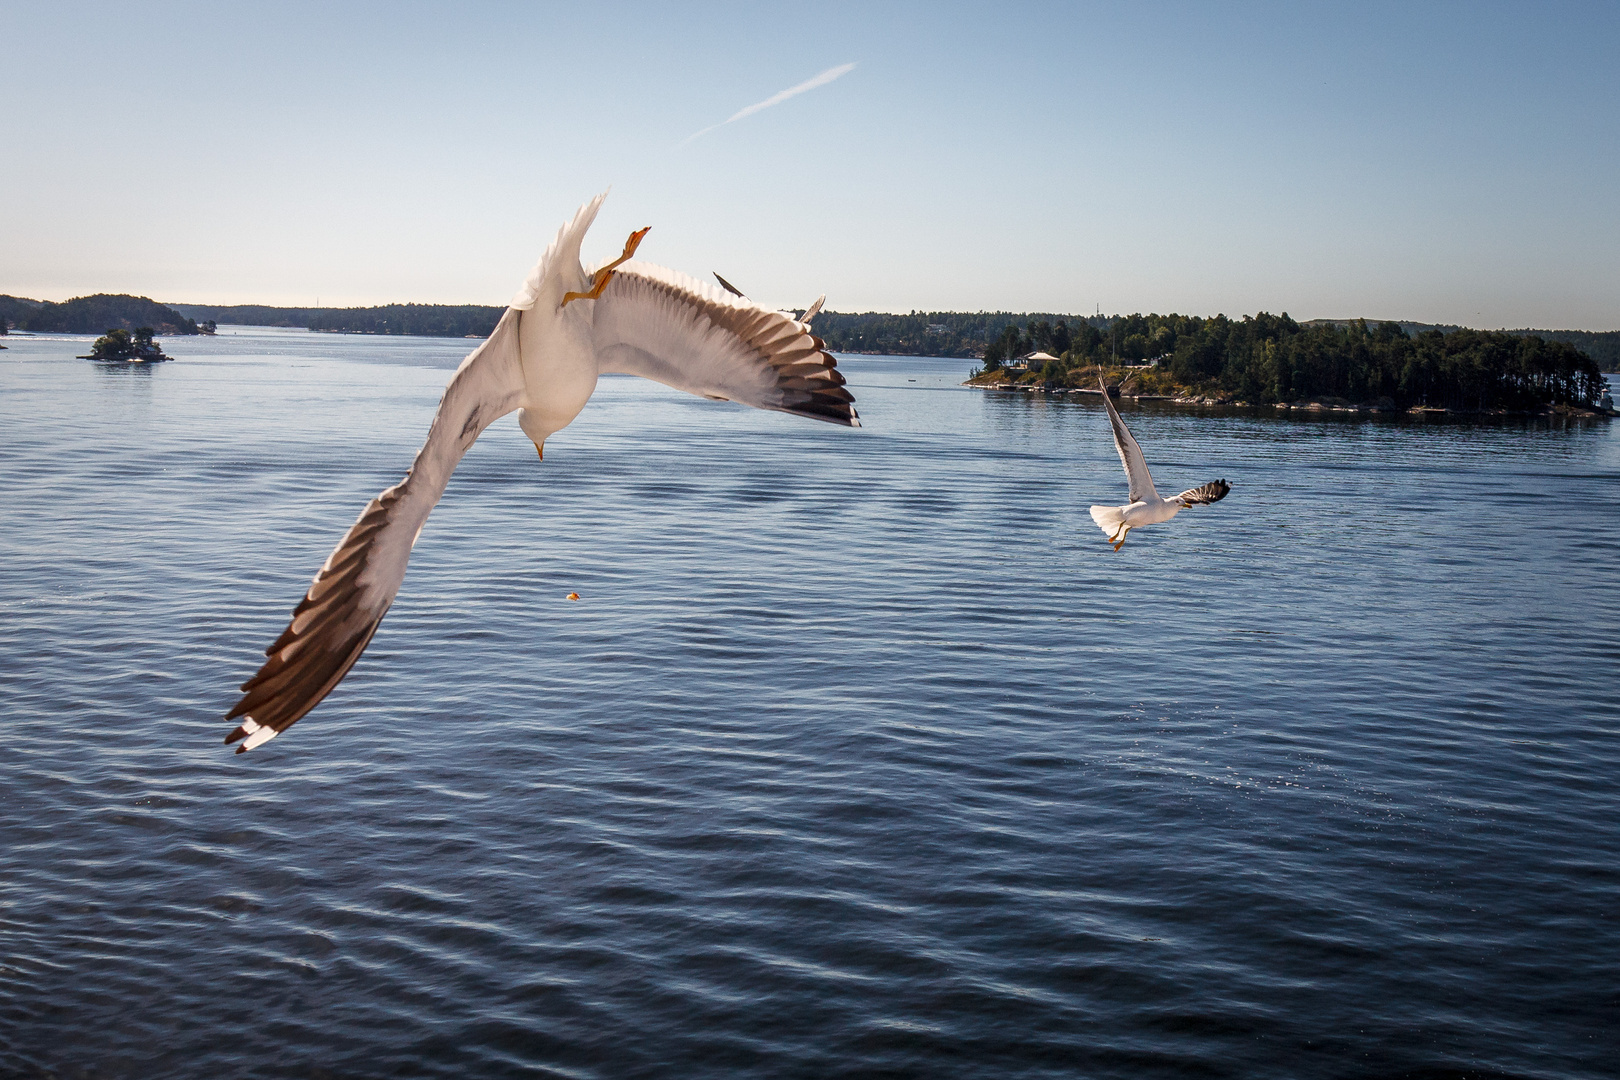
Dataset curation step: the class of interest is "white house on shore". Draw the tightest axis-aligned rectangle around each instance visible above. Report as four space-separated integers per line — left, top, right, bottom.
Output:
1007 350 1060 372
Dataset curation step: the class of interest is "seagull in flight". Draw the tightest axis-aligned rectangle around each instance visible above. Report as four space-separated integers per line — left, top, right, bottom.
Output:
226 193 858 753
1089 376 1229 550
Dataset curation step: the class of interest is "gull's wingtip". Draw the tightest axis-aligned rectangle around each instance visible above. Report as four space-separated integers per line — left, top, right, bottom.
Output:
225 716 280 753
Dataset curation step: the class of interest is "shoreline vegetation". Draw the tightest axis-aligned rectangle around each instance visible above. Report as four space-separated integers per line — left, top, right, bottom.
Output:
808 310 1620 374
162 302 1620 383
0 294 207 336
960 313 1610 415
2 294 1612 415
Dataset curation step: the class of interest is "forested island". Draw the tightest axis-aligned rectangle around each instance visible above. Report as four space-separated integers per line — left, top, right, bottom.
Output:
0 294 203 336
965 313 1609 414
810 310 1620 373
80 327 169 362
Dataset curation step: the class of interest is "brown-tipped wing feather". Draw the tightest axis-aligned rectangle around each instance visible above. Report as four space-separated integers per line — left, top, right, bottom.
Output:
594 263 859 427
1175 479 1231 505
224 311 526 752
223 493 400 751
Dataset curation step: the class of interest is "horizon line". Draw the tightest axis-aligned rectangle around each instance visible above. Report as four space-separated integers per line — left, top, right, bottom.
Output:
3 293 1617 335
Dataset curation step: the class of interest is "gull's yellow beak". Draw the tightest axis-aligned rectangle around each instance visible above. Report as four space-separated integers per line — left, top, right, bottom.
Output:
533 441 544 460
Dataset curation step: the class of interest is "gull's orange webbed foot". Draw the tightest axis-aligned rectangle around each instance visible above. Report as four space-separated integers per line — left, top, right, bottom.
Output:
563 227 651 306
615 226 650 264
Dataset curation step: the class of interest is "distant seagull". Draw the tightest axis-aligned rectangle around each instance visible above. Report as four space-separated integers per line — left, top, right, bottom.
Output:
225 193 858 754
1089 376 1229 551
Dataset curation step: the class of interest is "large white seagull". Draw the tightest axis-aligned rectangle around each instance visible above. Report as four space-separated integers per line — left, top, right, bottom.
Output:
226 194 858 753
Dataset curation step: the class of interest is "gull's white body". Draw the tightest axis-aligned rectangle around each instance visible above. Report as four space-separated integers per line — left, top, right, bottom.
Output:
1107 496 1185 530
226 194 857 753
512 197 609 448
1088 376 1229 550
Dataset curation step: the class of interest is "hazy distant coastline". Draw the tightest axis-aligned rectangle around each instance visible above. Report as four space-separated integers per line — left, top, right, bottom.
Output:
0 294 204 336
4 293 1614 375
167 302 1619 373
170 302 500 339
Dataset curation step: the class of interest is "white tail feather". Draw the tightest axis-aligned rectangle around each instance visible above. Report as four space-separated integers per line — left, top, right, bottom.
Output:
1089 504 1127 539
510 191 608 310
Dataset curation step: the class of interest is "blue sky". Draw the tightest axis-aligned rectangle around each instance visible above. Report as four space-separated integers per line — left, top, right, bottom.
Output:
3 1 1617 328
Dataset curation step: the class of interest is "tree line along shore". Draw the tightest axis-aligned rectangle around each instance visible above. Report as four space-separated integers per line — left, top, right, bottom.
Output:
0 294 209 336
804 310 1620 373
964 313 1610 414
7 291 1613 372
2 293 1610 413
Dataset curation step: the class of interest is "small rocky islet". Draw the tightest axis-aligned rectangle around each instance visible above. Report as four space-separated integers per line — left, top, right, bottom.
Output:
79 327 170 363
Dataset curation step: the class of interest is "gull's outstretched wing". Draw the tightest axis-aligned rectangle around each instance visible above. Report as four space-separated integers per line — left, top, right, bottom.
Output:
224 310 527 753
1099 377 1156 501
592 262 859 427
1174 480 1231 506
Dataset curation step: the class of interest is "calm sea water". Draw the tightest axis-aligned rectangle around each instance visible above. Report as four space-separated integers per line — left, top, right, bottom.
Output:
1 327 1616 1079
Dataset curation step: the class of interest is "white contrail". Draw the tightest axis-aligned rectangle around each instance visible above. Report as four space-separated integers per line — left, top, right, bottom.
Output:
684 62 856 144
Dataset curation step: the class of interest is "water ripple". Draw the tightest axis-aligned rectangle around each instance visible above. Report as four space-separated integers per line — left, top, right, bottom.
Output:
1 333 1615 1078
